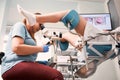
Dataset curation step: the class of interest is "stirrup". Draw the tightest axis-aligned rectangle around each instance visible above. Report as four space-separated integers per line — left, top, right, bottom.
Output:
74 60 98 78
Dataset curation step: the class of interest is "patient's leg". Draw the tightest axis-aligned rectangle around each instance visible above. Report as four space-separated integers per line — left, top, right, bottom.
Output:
17 4 87 36
17 4 68 25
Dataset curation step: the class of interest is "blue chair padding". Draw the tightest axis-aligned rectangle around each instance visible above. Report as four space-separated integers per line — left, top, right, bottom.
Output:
86 44 116 58
60 10 80 30
58 41 69 51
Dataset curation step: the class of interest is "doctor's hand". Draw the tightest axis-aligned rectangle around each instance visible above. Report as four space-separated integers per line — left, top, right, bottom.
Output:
43 45 49 52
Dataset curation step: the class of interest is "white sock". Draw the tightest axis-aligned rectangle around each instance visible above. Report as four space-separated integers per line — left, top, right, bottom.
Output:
17 4 36 26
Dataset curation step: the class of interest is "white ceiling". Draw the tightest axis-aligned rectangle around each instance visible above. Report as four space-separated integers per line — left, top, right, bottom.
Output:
57 0 107 2
81 0 106 2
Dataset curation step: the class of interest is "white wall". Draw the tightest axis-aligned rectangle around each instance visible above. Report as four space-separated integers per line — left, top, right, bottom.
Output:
0 0 7 79
0 0 120 80
0 0 7 51
77 1 106 13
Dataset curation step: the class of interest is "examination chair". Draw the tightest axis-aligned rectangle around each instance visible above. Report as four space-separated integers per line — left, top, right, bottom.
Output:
0 52 5 64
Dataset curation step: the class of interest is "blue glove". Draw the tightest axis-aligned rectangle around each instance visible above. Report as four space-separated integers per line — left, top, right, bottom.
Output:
43 45 49 52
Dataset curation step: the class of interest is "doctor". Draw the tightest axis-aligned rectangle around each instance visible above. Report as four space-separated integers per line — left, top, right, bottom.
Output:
1 12 64 80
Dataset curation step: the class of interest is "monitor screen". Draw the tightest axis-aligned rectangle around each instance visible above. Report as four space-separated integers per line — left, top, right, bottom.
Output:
80 13 112 31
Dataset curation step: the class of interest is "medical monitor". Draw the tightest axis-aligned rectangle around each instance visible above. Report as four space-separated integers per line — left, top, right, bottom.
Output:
80 13 112 31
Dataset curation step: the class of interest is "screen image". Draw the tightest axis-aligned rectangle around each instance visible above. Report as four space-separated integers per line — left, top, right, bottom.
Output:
80 13 112 31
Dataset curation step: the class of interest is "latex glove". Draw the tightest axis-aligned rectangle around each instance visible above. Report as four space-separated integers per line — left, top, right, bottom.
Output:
43 45 49 52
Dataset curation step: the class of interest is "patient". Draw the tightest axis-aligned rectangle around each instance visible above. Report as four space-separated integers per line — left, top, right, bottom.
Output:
17 4 120 78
